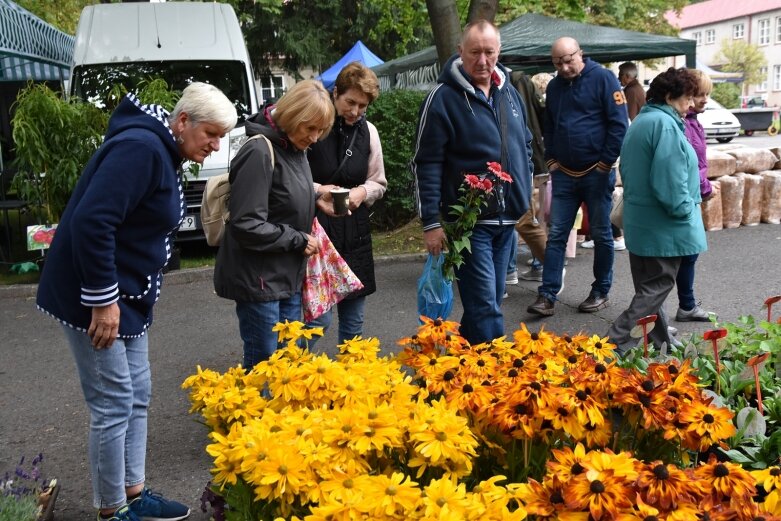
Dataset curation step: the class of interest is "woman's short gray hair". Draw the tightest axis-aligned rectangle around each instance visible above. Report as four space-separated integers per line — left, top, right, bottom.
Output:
169 82 237 133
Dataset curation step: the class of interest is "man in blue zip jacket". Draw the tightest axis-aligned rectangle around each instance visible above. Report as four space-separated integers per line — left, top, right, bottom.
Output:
412 20 534 344
527 37 628 316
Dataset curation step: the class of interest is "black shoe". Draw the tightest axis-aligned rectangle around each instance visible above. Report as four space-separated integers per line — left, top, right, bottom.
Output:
527 295 555 316
578 294 609 313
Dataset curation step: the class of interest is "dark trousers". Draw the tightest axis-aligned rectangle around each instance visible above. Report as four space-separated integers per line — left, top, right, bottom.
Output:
607 253 682 354
676 254 699 311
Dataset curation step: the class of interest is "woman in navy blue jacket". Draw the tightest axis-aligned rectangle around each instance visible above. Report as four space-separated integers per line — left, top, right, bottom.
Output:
37 83 236 521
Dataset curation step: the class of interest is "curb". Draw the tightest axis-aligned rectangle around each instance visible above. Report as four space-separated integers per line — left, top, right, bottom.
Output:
0 253 428 300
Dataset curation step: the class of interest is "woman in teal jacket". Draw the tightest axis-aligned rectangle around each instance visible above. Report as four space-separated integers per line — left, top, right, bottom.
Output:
607 67 706 355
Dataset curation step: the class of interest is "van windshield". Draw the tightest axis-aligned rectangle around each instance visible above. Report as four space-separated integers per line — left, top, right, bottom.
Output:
71 60 253 121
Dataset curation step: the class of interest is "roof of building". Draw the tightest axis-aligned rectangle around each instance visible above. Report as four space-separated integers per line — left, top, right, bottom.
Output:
665 0 781 29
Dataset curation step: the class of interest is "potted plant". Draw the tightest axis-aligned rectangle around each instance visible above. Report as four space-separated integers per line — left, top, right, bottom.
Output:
0 454 59 521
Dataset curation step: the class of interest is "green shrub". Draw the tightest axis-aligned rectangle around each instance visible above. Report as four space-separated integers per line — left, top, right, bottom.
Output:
11 80 182 225
366 89 427 231
11 83 107 224
711 82 740 109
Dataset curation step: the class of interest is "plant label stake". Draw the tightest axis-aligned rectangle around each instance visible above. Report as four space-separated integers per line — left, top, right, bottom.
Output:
634 315 657 358
764 295 781 323
703 328 727 394
747 352 770 415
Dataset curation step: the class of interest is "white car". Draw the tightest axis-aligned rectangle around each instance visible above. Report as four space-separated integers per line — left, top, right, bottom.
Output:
698 98 741 143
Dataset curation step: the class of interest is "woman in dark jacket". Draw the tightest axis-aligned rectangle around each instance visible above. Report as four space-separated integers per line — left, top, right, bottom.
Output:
307 62 387 345
37 82 237 521
214 80 334 368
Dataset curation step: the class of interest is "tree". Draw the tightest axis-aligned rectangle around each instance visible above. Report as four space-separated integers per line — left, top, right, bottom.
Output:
717 39 768 96
495 0 688 35
425 0 685 68
15 0 102 34
225 0 431 76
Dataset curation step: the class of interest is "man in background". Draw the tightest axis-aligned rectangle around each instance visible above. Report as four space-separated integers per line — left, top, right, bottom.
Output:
527 36 628 317
619 61 646 121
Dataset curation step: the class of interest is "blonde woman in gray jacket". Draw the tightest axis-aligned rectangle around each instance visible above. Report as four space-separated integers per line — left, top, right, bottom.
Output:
214 80 334 369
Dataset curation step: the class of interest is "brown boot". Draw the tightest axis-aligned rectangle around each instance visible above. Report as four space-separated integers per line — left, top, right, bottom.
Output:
527 295 555 316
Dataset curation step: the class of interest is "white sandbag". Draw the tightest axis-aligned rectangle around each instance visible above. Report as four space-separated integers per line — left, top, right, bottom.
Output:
726 148 778 174
701 180 723 231
736 172 763 226
706 149 737 179
760 171 781 224
770 147 781 170
720 175 744 229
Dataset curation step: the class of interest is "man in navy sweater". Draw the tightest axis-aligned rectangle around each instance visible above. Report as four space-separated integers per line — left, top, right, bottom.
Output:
412 20 534 344
527 37 628 317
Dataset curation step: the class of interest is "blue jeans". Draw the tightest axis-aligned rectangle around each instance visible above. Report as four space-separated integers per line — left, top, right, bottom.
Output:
63 327 149 510
455 224 515 344
540 169 615 301
235 293 302 369
676 254 699 310
307 296 366 347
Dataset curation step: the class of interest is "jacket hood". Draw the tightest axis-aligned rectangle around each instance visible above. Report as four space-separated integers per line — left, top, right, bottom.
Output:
437 53 509 95
576 57 601 80
244 108 296 152
106 94 180 164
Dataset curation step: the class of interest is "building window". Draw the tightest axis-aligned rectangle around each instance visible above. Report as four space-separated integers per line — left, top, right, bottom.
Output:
759 18 770 45
733 23 744 39
776 16 781 43
259 75 285 104
774 65 781 91
705 29 715 44
693 31 702 46
757 66 768 91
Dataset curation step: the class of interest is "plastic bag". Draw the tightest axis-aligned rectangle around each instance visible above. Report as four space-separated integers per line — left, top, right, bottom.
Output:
416 253 454 321
303 218 363 322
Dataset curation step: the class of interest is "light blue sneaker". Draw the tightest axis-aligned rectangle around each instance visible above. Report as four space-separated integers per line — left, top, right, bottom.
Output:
128 489 190 521
98 505 140 521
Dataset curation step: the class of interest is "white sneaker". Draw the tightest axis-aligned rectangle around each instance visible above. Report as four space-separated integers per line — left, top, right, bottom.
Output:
676 304 711 322
503 291 509 299
580 240 595 249
613 237 626 251
556 268 566 296
506 270 519 285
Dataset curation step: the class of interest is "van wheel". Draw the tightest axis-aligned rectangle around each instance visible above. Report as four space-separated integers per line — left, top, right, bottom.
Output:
716 137 733 143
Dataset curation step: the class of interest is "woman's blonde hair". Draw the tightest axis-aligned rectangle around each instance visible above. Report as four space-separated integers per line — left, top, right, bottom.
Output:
169 82 237 133
273 80 335 137
689 69 713 96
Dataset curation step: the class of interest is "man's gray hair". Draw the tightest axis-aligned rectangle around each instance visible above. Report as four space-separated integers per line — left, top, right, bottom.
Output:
618 62 638 79
169 82 237 133
460 19 501 47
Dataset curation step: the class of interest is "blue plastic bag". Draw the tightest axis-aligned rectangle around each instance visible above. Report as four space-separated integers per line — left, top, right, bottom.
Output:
416 253 454 321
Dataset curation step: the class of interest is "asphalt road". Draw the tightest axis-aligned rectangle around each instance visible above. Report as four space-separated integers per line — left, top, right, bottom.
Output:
709 132 779 150
1 223 780 520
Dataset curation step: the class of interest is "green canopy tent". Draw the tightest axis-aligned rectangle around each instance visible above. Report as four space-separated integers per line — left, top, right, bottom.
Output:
0 0 74 172
373 14 696 90
0 0 73 82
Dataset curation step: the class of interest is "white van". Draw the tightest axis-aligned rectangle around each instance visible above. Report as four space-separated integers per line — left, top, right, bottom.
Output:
70 1 259 240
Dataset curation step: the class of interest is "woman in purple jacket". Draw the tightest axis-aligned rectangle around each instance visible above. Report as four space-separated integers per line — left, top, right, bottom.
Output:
676 69 714 323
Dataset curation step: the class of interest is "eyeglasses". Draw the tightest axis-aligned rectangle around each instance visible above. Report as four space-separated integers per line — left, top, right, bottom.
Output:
552 49 581 66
